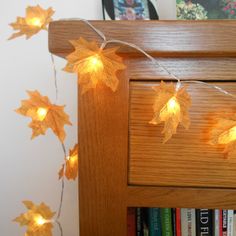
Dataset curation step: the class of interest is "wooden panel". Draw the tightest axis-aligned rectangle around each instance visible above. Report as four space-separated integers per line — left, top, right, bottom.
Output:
129 82 236 188
79 70 129 236
49 20 236 58
127 186 236 209
48 20 236 234
127 57 236 81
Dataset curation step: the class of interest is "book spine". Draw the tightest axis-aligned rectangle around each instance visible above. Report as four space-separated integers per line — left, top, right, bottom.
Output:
214 209 220 236
220 210 223 236
176 208 181 236
137 208 144 236
172 208 176 236
143 208 149 236
148 208 161 236
196 209 213 236
181 208 196 236
227 210 234 236
233 210 236 235
223 210 228 236
161 208 173 236
189 209 196 236
127 208 136 236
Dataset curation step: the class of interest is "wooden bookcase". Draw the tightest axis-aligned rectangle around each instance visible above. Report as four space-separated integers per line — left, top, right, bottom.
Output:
49 20 236 236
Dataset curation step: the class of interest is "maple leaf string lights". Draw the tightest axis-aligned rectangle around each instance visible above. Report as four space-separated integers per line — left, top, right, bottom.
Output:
150 81 192 143
59 144 79 180
14 201 55 236
64 37 126 94
9 5 54 40
210 114 236 157
10 11 236 236
16 90 72 142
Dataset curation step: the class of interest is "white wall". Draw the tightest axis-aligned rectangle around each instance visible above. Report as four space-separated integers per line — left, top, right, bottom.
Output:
157 0 177 20
0 1 175 235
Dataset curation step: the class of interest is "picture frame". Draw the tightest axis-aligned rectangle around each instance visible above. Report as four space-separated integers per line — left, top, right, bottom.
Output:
102 0 159 20
176 0 236 20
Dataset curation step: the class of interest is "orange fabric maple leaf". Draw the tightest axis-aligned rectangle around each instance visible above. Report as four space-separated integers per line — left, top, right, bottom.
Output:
14 201 55 236
16 90 72 142
210 113 236 157
59 144 78 180
9 5 54 40
150 81 192 143
64 37 126 94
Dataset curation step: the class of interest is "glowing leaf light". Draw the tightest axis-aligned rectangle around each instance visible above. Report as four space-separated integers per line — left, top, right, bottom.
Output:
26 17 43 27
16 90 72 142
218 126 236 145
86 54 104 72
64 37 126 94
36 107 48 121
9 5 54 40
159 97 181 121
150 81 192 143
59 144 79 180
14 201 55 236
210 114 236 157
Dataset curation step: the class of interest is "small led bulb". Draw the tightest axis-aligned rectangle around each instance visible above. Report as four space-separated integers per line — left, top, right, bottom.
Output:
27 17 42 27
36 107 48 121
166 97 180 114
67 155 77 165
218 126 236 144
90 57 100 66
87 55 103 72
35 215 46 226
159 97 180 121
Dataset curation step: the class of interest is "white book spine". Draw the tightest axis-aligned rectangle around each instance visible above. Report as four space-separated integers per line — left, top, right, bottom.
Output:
214 209 220 236
181 208 196 236
233 211 236 235
227 210 234 236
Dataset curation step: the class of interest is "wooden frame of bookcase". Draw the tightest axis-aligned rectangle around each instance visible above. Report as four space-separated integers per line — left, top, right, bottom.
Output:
49 20 236 236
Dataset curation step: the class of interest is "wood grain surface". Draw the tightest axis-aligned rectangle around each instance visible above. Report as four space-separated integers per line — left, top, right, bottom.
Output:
49 20 236 235
49 20 236 58
127 57 236 81
79 70 129 236
129 82 236 188
128 186 236 209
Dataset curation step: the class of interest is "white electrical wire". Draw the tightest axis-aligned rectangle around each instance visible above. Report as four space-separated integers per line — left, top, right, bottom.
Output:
51 17 236 235
58 18 236 99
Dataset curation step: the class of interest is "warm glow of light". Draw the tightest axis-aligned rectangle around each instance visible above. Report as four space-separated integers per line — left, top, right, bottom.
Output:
86 55 103 72
167 97 180 111
36 107 48 121
218 126 236 144
160 97 180 120
67 155 77 165
35 215 46 226
26 17 42 27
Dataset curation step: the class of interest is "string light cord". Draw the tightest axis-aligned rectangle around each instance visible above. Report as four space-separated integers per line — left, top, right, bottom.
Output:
59 18 180 83
56 175 65 220
102 39 181 84
103 40 236 97
59 18 106 42
56 220 64 236
49 45 67 224
49 49 67 233
62 18 236 99
56 142 67 221
49 18 236 235
183 80 236 99
50 54 59 103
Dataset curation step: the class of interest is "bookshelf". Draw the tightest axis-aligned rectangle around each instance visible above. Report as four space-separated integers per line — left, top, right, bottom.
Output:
49 20 236 236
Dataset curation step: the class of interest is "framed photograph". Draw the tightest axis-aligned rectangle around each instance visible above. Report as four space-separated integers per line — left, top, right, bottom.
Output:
176 0 236 20
102 0 159 20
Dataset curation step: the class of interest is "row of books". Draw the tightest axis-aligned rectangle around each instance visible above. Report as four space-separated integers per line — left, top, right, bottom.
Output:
127 208 236 236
